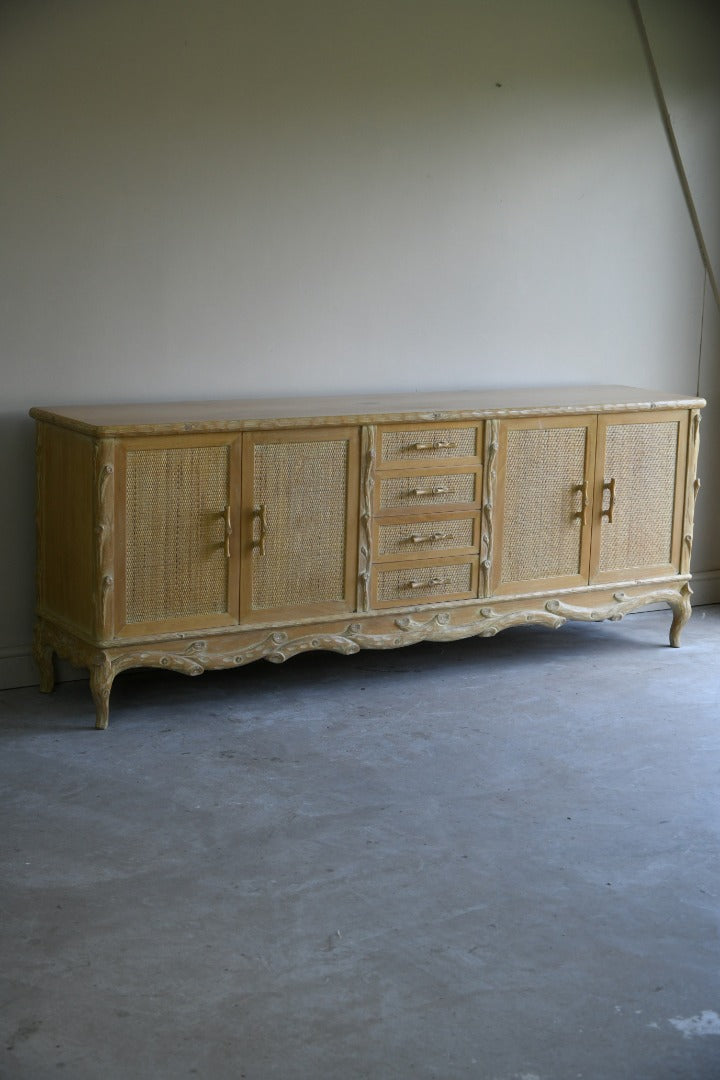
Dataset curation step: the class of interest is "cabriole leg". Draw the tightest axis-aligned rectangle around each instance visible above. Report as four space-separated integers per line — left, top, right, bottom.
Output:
669 586 692 648
33 626 55 693
89 659 114 730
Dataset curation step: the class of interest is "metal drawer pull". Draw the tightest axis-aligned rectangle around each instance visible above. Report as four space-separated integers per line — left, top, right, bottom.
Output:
254 503 268 555
574 480 589 526
408 485 453 497
602 478 616 523
408 532 454 544
407 577 452 589
409 440 457 451
224 505 232 558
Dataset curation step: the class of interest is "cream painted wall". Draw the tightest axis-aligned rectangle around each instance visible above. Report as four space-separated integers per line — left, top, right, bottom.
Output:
1 0 717 686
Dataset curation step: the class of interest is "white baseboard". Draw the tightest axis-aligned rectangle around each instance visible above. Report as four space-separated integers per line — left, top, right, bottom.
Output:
0 648 38 691
3 575 720 691
690 570 720 607
0 646 85 692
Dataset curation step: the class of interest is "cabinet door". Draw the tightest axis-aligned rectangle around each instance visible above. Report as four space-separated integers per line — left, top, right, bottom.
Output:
241 428 360 621
590 411 688 584
492 417 596 595
116 435 241 636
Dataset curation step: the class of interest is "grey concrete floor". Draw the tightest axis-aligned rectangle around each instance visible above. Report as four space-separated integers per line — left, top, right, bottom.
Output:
1 607 720 1080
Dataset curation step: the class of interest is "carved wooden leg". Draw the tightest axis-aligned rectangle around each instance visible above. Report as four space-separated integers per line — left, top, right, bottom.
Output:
33 625 55 693
669 586 692 648
89 659 114 730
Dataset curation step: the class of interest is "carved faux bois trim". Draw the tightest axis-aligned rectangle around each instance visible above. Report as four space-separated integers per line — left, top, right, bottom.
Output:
481 419 498 597
357 425 376 612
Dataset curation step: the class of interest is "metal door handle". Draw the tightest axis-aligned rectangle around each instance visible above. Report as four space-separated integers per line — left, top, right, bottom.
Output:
574 481 589 526
410 440 457 451
407 577 451 589
602 478 616 523
254 504 268 555
224 505 232 558
409 485 453 497
408 532 454 544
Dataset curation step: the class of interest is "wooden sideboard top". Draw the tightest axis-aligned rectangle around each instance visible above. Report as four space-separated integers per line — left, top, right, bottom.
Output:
30 385 706 437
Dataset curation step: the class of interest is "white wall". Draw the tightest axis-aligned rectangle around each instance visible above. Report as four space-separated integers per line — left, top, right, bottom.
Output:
639 0 720 592
1 0 718 687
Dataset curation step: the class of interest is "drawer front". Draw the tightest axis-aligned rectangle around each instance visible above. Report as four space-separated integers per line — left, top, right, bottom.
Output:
375 514 478 560
379 424 481 465
372 558 478 607
377 471 479 512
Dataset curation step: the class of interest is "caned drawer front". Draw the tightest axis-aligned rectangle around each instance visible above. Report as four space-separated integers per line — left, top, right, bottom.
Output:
376 471 479 512
375 514 479 560
372 557 479 608
378 423 481 465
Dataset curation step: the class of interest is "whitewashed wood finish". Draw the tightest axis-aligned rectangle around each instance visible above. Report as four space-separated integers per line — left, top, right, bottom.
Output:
481 419 499 597
30 386 705 438
30 388 704 728
94 439 115 641
357 425 376 612
32 580 693 730
681 409 702 575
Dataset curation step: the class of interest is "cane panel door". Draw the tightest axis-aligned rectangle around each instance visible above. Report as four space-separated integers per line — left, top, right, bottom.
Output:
241 428 360 622
115 434 241 637
590 412 688 584
492 417 596 595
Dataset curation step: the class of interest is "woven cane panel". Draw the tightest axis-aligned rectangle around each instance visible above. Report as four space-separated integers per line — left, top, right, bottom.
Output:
379 472 476 510
380 427 478 462
500 427 586 583
125 446 228 623
598 422 678 572
252 440 348 610
377 518 476 556
376 562 473 602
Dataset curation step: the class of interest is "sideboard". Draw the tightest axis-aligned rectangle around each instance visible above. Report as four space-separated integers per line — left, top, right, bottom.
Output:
30 386 704 729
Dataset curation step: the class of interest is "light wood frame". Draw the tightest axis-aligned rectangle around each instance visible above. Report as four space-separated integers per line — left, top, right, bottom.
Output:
30 387 705 729
491 415 597 596
114 434 242 638
239 426 360 623
589 410 689 585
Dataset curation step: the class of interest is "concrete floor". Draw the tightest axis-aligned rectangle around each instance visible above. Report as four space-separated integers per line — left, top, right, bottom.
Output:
1 607 720 1080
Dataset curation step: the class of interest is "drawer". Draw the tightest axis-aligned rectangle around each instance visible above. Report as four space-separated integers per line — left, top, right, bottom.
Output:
374 513 479 561
378 422 482 466
372 557 479 608
376 470 480 513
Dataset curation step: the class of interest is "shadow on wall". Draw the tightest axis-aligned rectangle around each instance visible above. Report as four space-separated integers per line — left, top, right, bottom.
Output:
0 413 37 663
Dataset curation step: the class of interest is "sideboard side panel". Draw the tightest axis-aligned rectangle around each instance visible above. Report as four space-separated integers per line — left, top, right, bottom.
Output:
36 422 96 636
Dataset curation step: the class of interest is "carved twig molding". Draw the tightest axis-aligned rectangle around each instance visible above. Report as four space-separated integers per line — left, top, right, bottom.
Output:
681 409 702 575
481 419 498 597
101 575 114 624
30 386 705 728
545 585 691 647
94 441 115 637
357 425 376 612
36 579 694 730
